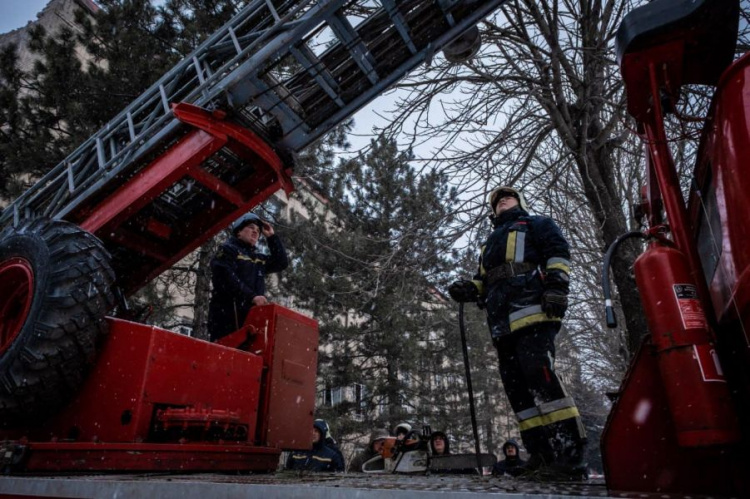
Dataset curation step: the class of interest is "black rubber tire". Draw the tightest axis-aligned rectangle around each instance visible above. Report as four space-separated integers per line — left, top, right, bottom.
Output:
0 219 115 426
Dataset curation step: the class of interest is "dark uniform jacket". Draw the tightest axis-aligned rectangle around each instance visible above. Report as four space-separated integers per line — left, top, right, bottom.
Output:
472 207 570 339
492 439 526 477
286 441 345 472
208 234 288 341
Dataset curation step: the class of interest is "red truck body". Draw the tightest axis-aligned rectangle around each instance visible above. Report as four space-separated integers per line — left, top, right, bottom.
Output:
601 1 750 496
2 305 318 472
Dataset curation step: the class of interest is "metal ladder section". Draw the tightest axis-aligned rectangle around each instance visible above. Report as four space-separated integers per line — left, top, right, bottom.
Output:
1 0 506 229
1 0 508 295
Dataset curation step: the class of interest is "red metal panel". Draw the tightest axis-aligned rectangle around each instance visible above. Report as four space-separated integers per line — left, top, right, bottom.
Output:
0 308 322 473
245 305 319 450
11 319 264 445
691 53 750 331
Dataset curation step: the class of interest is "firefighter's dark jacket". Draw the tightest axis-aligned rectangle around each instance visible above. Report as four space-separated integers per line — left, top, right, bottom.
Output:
208 234 288 340
286 441 345 472
473 206 570 338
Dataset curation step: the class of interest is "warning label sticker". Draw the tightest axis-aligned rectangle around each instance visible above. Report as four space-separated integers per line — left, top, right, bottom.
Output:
673 284 708 330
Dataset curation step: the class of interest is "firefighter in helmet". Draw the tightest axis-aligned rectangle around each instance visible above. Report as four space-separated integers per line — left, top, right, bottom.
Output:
448 186 587 478
286 419 345 472
207 212 288 341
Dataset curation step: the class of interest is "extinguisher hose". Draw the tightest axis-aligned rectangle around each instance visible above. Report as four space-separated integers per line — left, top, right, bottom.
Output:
602 231 647 328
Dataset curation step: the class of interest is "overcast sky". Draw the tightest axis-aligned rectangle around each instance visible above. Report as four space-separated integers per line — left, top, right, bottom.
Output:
0 1 51 34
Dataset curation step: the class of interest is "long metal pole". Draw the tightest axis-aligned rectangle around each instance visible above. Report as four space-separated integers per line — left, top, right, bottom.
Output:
458 303 483 474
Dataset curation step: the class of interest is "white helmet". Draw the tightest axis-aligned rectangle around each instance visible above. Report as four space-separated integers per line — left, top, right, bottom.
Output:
488 185 528 212
394 422 412 437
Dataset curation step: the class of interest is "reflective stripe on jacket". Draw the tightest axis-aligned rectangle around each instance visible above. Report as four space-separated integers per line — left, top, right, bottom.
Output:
286 442 345 472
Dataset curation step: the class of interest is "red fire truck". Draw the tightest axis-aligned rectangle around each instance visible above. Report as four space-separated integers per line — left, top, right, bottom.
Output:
0 0 748 497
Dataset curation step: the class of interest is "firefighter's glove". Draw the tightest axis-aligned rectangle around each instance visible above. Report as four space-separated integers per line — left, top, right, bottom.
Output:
541 289 568 318
448 280 479 303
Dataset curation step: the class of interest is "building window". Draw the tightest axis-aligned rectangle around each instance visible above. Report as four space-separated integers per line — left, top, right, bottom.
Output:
325 386 343 407
355 384 367 415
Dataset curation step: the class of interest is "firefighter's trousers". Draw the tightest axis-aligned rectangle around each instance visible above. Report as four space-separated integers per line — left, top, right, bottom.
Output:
493 323 587 465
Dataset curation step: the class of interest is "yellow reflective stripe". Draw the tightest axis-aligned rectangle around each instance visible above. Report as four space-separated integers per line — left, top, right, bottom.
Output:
547 262 570 274
291 454 307 459
509 313 560 332
546 257 570 274
237 255 264 264
471 280 485 296
518 407 581 431
506 232 517 262
311 455 332 463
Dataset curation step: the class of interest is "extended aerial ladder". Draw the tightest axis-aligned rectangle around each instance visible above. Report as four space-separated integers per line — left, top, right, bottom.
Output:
0 0 503 294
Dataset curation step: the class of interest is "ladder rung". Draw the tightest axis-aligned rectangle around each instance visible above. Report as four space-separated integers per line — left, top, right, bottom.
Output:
290 45 345 107
328 12 379 85
188 165 245 207
381 0 418 54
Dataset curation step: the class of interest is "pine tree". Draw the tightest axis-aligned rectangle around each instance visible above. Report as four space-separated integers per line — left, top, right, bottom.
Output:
278 136 460 442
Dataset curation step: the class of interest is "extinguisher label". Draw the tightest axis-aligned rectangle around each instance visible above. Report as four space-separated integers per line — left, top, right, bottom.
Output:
693 344 727 383
673 284 708 330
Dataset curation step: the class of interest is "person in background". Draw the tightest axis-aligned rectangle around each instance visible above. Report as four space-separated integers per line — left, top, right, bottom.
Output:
349 428 389 472
492 439 526 477
429 431 451 456
286 419 345 472
394 422 412 441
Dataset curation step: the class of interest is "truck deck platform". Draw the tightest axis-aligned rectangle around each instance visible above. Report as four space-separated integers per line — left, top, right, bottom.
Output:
0 473 674 499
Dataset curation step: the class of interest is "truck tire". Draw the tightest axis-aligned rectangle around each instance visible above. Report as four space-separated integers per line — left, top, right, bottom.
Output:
0 219 115 426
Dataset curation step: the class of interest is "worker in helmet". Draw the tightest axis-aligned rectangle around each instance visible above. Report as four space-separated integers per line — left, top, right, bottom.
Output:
207 212 288 341
349 428 389 472
286 419 345 472
448 186 587 479
394 422 412 441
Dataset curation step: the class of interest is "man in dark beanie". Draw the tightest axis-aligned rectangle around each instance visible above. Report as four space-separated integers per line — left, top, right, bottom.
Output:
493 439 526 477
429 431 451 456
208 212 288 341
448 186 587 479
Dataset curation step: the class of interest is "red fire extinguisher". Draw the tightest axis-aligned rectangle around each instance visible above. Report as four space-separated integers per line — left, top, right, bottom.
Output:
635 241 740 447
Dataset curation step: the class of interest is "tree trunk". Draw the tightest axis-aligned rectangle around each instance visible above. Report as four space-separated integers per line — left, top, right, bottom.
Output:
575 144 648 358
191 239 216 341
